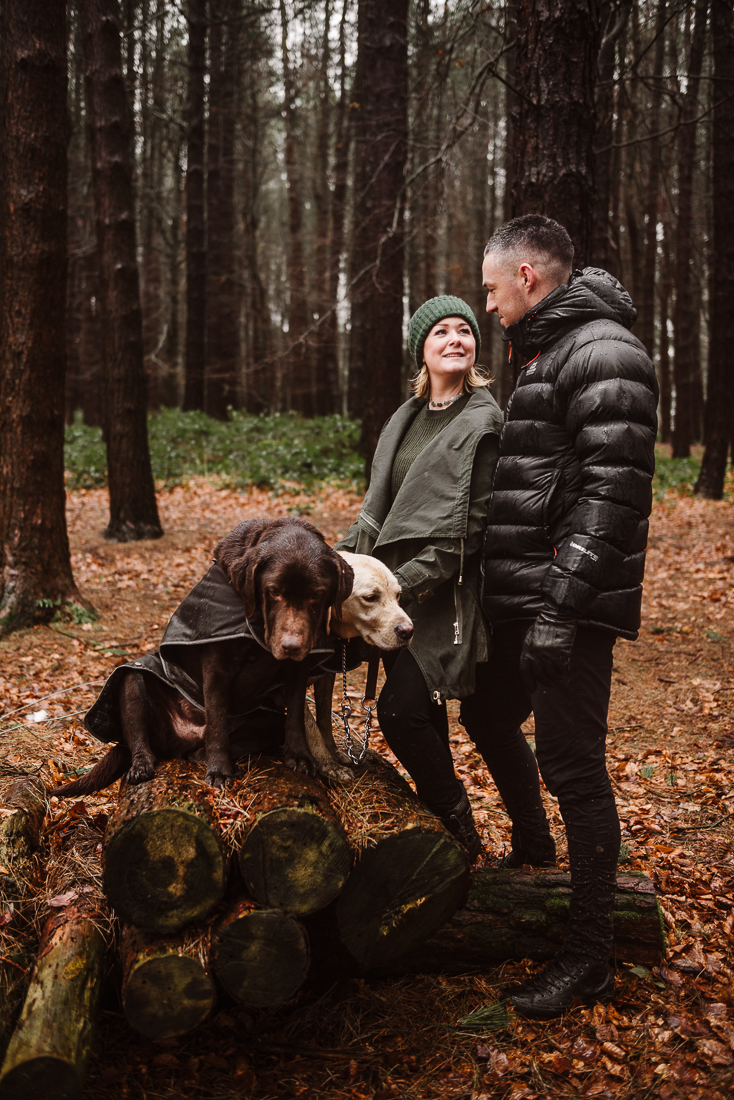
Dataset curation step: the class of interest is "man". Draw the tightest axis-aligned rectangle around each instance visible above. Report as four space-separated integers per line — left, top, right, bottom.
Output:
461 214 658 1017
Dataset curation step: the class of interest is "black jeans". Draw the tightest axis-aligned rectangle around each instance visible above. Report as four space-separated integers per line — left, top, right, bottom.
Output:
377 648 465 816
463 622 621 960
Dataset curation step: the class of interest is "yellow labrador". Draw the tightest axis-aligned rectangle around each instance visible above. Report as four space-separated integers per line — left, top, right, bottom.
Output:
305 551 413 780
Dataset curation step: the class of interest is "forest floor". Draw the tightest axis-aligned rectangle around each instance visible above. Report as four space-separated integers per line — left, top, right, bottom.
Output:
0 463 733 1100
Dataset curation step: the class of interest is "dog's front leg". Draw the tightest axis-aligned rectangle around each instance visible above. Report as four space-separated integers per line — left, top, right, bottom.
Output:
282 661 317 776
201 648 236 788
119 672 157 784
313 673 354 769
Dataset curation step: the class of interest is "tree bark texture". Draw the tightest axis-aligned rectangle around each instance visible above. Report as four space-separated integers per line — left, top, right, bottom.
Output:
182 0 207 412
328 752 469 968
205 0 240 420
511 0 601 266
234 759 352 915
348 0 408 462
240 70 272 414
0 0 85 635
79 0 163 541
120 924 216 1039
671 0 709 458
696 0 734 497
211 895 310 1007
103 759 225 933
384 868 665 972
0 908 106 1100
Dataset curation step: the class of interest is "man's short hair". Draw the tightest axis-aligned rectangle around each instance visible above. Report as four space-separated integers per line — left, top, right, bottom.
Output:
484 214 574 279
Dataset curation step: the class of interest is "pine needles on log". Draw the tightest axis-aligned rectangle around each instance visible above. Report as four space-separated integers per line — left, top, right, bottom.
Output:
211 895 310 1007
103 759 226 933
121 925 216 1040
0 778 46 1057
327 752 470 968
227 759 352 915
0 818 109 1100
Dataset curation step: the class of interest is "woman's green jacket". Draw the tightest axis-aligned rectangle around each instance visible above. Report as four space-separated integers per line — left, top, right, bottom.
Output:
336 387 503 700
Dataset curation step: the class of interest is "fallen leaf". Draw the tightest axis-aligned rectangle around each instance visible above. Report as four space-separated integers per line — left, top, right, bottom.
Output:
696 1038 734 1065
48 890 78 908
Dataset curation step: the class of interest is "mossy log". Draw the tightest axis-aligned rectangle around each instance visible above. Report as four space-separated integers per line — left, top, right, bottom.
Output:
388 868 665 972
211 895 310 1007
232 758 352 915
0 903 106 1100
120 925 216 1040
103 759 226 933
0 778 46 1057
326 752 470 968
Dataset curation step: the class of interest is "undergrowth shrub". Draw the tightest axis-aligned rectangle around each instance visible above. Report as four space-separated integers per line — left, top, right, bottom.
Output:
65 408 364 490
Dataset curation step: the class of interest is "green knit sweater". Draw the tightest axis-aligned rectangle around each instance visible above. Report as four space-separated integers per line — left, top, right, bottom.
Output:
390 394 469 500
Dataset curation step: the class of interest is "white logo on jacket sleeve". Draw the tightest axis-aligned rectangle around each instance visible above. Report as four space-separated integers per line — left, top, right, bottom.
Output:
570 541 599 562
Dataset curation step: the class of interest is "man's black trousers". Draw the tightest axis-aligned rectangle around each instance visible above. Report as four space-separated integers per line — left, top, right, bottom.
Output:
377 623 621 961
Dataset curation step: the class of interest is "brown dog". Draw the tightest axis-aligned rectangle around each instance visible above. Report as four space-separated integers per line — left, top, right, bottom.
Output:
54 518 353 795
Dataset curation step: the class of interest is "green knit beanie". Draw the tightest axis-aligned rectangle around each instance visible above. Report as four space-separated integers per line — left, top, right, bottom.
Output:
408 295 481 366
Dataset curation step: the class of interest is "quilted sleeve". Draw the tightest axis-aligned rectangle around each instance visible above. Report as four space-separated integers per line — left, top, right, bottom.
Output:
540 330 658 616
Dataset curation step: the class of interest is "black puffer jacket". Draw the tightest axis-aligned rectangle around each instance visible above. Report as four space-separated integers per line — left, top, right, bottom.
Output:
480 268 658 640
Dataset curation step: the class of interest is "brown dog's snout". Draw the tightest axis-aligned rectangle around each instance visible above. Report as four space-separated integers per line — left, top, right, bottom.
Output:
279 632 307 657
394 621 414 645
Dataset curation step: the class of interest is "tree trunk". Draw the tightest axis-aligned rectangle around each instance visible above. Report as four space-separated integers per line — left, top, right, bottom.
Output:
235 759 352 915
120 924 216 1039
240 69 272 414
182 0 207 412
0 0 87 635
511 0 601 266
80 0 163 541
317 0 352 416
279 0 312 415
386 868 665 972
348 0 408 463
592 0 631 272
671 0 709 458
658 252 673 443
103 759 226 933
311 0 337 417
696 0 734 498
205 0 240 420
211 895 310 1006
0 779 47 1056
328 752 469 968
637 0 667 358
141 9 165 409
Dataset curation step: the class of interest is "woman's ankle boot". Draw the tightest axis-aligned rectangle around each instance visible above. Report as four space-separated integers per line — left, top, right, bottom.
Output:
440 790 482 862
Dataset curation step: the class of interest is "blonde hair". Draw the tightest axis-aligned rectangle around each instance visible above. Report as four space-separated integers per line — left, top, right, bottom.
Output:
410 361 492 399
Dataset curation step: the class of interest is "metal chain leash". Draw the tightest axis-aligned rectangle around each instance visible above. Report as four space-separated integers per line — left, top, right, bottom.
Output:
339 642 375 766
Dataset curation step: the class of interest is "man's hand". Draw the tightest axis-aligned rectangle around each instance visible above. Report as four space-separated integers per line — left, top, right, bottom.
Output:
520 607 578 693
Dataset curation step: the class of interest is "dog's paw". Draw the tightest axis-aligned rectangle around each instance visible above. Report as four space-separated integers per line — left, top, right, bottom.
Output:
126 759 156 785
205 768 234 789
317 761 356 783
283 750 316 777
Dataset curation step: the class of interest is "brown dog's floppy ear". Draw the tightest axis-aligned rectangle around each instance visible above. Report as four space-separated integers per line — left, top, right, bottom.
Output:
331 552 354 619
215 519 273 618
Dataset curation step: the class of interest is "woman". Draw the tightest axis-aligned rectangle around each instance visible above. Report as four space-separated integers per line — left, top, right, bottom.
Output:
337 296 503 859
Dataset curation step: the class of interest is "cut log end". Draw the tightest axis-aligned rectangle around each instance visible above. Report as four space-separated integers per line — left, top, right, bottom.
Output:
123 953 216 1041
336 829 469 968
212 902 310 1007
104 806 225 933
239 806 351 915
0 1056 83 1100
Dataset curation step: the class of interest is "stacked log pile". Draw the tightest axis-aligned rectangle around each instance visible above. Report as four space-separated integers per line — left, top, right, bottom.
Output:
0 751 666 1099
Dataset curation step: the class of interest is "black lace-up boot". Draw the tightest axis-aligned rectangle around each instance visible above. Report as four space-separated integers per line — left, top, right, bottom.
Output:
509 953 614 1018
440 790 482 862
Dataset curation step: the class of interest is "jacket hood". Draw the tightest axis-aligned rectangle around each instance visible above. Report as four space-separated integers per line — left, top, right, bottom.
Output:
502 267 637 357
